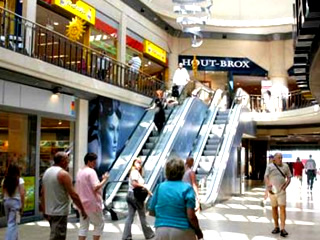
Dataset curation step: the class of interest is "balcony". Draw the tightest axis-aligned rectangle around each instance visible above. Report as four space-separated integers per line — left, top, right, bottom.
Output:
0 7 164 100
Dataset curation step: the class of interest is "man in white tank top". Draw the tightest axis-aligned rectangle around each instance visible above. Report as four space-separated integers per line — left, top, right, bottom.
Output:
41 152 87 240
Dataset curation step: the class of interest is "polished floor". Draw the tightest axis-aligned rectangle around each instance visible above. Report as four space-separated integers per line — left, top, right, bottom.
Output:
1 177 320 240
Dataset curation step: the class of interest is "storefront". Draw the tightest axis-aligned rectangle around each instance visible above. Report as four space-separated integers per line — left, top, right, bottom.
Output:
178 55 268 95
91 11 118 59
142 40 167 81
125 30 167 81
0 80 76 226
36 0 96 44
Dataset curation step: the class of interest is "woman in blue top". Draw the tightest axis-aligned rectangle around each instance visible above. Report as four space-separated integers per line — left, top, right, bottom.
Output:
149 158 203 240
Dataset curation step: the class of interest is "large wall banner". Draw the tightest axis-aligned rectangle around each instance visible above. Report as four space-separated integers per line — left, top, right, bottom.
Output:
88 97 145 176
178 55 268 76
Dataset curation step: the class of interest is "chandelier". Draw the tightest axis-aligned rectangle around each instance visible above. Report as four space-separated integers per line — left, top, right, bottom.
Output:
173 0 212 47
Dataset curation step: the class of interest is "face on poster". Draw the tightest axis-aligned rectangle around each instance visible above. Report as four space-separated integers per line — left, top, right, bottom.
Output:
88 97 144 175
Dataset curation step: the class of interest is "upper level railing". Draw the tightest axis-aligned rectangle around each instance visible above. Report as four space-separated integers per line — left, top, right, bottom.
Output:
0 7 164 97
249 90 314 112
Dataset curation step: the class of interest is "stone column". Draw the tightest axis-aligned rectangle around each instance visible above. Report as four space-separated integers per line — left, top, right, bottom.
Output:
269 39 288 111
74 99 88 174
22 0 37 56
117 12 127 85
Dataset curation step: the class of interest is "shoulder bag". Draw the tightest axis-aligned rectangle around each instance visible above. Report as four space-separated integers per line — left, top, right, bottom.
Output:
133 187 148 202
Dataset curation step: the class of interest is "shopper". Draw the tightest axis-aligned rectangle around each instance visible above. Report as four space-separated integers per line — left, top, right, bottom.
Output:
41 151 87 240
148 90 166 133
2 163 25 240
122 158 154 240
264 152 291 237
76 153 109 240
128 53 142 88
172 63 190 96
305 154 317 190
149 158 203 240
293 157 304 185
182 157 200 211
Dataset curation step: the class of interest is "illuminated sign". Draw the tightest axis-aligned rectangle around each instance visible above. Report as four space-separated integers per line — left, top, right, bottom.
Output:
179 55 268 76
54 0 95 25
144 40 166 64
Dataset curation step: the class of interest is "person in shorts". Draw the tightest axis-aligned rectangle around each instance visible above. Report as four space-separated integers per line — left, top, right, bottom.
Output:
264 152 291 237
76 153 109 240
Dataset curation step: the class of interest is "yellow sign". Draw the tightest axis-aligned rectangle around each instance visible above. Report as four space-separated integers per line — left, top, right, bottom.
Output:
54 0 95 25
66 17 86 41
144 40 167 64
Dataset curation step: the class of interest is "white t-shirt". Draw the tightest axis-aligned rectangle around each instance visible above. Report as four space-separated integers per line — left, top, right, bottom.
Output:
173 67 190 86
305 159 316 170
129 169 144 192
265 163 291 193
3 177 24 200
129 56 141 72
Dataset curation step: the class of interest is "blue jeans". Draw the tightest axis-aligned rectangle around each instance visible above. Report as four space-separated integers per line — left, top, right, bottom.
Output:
4 198 21 240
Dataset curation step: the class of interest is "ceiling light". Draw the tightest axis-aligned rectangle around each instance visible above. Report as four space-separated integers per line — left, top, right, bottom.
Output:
191 34 203 48
144 64 149 67
89 36 94 41
53 22 59 26
148 61 151 65
58 120 62 125
103 35 108 40
95 35 102 41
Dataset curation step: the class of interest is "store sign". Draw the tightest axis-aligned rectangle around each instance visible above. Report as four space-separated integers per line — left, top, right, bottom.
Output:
144 40 166 63
179 55 268 76
53 0 95 25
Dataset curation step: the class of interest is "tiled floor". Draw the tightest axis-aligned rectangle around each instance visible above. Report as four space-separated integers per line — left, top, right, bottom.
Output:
1 176 320 239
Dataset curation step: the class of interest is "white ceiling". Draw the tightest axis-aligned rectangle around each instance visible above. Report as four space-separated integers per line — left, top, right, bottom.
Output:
142 0 295 34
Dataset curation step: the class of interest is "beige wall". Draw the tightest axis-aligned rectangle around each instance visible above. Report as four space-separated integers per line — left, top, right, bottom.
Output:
167 38 294 88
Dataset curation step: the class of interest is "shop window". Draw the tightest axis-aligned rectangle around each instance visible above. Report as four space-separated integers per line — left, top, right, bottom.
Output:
0 111 36 218
90 28 117 59
40 118 74 179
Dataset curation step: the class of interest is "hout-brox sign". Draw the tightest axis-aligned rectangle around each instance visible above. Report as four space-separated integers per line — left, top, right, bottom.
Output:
179 55 268 76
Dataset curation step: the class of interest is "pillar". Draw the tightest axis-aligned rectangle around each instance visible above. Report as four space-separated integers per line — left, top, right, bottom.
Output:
22 0 37 56
74 98 88 174
269 39 288 111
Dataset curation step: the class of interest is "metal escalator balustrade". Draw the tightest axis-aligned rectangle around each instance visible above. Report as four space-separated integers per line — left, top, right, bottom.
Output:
191 88 250 205
0 6 163 97
104 95 176 219
191 89 224 170
103 80 214 219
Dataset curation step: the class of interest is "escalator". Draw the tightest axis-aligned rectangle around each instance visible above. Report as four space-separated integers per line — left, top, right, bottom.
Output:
103 82 221 219
103 103 173 219
191 88 252 206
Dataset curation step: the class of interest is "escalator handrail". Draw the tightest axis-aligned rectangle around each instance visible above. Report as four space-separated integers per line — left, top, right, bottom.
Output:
203 89 250 204
208 88 246 174
190 89 223 170
144 97 196 191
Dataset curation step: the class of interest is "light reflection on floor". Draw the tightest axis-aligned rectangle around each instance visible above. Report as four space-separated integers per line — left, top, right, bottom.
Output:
1 178 320 239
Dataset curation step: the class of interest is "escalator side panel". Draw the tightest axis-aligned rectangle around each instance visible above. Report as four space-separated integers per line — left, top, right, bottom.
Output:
169 98 208 161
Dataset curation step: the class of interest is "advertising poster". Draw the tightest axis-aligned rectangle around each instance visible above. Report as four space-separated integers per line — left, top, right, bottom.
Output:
88 97 145 176
22 176 35 213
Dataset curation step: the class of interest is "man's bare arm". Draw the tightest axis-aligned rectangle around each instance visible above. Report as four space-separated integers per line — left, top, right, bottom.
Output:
58 170 87 219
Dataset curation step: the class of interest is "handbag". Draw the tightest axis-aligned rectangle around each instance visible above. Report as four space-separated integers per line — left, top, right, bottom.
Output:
133 187 148 202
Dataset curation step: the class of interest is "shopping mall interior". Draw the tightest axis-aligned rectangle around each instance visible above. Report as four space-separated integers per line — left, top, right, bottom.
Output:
0 0 320 239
